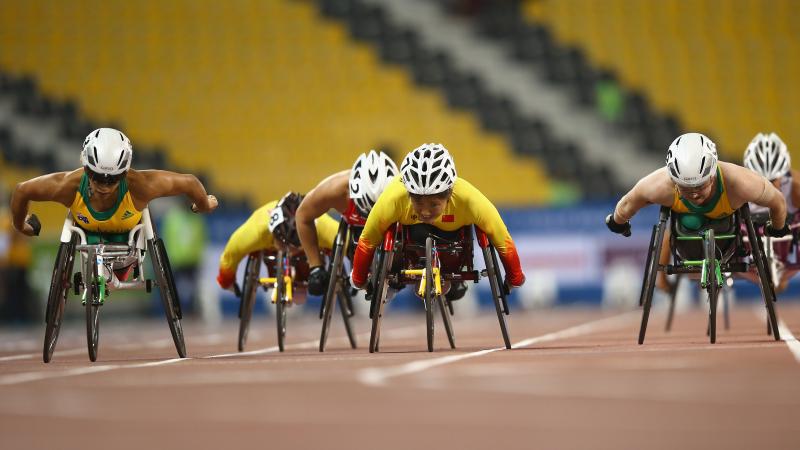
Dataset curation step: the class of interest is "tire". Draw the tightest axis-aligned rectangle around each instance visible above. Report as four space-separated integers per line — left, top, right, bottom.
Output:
320 220 347 352
85 247 101 362
704 229 718 344
665 275 679 332
482 244 511 349
43 235 78 363
238 254 261 352
439 296 456 349
638 216 667 345
275 252 287 352
338 286 357 349
743 206 781 341
425 237 435 352
369 247 394 353
148 238 187 358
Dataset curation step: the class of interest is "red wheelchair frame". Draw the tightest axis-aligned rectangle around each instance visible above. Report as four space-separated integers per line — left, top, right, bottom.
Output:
366 223 511 353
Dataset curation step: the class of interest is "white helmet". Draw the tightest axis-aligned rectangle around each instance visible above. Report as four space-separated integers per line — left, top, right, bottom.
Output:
349 150 399 216
400 143 457 195
665 133 718 188
81 128 133 177
743 132 790 181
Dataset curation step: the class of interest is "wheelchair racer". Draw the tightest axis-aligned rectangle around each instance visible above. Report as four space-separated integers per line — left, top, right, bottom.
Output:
296 150 398 296
216 192 339 299
10 128 217 282
349 143 526 296
605 132 788 291
741 132 800 292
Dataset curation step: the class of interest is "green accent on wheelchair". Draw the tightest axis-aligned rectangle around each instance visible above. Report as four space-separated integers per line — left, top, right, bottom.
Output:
683 260 705 266
714 259 723 287
97 275 106 304
676 234 735 241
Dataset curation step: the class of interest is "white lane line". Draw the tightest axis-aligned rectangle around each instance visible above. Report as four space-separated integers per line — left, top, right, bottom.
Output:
778 320 800 364
0 326 420 386
357 311 638 386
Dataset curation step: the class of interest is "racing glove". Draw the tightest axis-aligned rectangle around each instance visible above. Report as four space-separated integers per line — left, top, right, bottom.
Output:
766 221 791 238
25 214 41 236
605 213 631 237
307 266 329 296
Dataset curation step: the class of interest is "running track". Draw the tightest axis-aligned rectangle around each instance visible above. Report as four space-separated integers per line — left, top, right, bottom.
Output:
2 303 800 450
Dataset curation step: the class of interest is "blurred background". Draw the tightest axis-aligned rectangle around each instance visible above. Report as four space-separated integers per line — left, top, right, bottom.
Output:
1 0 798 324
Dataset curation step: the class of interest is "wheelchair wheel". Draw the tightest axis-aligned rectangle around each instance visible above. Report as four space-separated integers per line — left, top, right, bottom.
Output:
320 220 347 352
439 296 456 349
43 234 78 363
425 237 436 352
742 206 781 341
338 285 357 349
274 252 288 352
369 247 394 353
85 247 101 362
704 230 719 344
638 207 668 345
238 253 261 352
148 238 187 358
482 243 511 349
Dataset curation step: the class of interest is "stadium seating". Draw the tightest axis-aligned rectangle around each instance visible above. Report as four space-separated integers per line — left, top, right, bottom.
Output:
0 0 556 206
524 0 799 161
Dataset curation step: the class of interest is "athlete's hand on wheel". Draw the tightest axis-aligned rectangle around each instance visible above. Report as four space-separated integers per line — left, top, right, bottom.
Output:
605 213 631 237
22 214 41 237
307 266 330 296
766 220 790 238
192 194 218 213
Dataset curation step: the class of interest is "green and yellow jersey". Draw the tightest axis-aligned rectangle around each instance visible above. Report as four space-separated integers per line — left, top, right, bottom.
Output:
69 173 143 242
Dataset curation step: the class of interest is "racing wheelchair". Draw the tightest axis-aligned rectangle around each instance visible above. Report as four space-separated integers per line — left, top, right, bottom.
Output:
366 223 511 353
43 208 185 363
236 244 357 353
318 218 361 352
638 205 781 344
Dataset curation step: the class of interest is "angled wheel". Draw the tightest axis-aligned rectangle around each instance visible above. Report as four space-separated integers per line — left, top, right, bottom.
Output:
664 274 680 332
338 285 357 349
481 239 511 349
43 234 78 363
369 244 394 353
742 206 781 341
425 237 435 352
638 207 669 345
84 247 101 362
148 238 187 358
275 252 288 352
320 220 347 352
704 230 719 344
439 296 456 349
238 253 261 351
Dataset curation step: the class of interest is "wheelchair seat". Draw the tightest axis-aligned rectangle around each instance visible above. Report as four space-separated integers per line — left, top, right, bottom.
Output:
671 213 739 263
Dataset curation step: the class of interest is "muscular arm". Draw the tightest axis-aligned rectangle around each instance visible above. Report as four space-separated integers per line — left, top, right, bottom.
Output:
10 170 81 235
613 168 675 223
128 169 217 212
296 170 349 267
790 169 800 211
727 164 787 228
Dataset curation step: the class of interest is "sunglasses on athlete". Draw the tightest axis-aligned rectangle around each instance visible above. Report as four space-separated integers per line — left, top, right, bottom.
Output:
86 169 126 186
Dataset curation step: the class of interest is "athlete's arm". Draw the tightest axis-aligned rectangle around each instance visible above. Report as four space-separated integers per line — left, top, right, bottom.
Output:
128 169 217 213
297 170 350 268
728 164 787 229
350 190 400 288
790 169 800 212
10 170 81 235
613 168 675 224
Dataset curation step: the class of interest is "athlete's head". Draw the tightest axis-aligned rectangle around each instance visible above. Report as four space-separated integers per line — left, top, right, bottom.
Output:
349 150 399 216
744 132 790 184
81 128 133 192
666 132 718 203
269 192 304 248
400 143 457 223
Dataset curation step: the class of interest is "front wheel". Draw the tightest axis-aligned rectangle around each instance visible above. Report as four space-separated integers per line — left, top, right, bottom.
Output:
369 247 393 353
148 238 186 358
275 252 287 352
85 247 101 362
43 235 78 363
238 253 261 352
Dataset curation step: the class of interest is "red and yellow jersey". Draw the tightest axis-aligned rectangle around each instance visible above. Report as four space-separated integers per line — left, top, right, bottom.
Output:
217 200 339 289
351 177 524 286
69 174 143 234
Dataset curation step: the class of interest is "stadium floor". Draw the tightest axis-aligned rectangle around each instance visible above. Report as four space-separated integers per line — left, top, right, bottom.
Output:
1 304 799 450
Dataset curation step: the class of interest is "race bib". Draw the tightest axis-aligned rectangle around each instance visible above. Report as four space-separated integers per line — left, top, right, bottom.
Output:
268 207 285 232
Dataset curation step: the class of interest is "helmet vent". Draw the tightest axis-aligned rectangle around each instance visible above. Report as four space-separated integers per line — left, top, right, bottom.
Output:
116 151 125 166
95 130 101 138
699 156 706 175
93 146 99 164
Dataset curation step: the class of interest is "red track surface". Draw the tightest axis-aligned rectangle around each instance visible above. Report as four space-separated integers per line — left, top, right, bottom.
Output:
2 303 800 450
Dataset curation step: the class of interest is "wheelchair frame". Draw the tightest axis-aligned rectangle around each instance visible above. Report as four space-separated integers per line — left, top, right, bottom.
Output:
318 218 359 352
43 207 185 363
638 205 780 345
366 224 511 353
